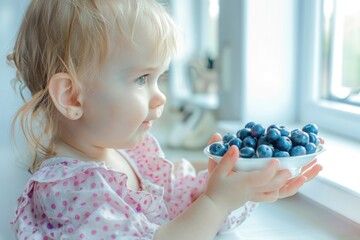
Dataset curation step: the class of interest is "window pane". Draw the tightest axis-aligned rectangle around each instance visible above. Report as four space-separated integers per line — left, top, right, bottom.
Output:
322 0 360 106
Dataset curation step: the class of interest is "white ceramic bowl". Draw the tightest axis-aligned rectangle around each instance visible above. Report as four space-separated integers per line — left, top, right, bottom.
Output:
204 143 325 177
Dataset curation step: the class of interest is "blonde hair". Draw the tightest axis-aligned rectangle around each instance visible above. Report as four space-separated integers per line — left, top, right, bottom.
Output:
8 0 180 173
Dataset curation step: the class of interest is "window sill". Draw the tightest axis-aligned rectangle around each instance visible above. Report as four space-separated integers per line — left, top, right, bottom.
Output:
217 120 360 225
297 129 360 225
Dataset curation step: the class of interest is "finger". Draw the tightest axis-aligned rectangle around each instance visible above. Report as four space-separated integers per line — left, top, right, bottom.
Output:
285 159 318 186
319 137 325 144
208 158 217 175
245 159 280 187
300 159 317 174
213 145 239 177
279 175 307 198
279 164 323 198
279 163 322 198
207 133 223 174
252 190 279 203
302 164 323 182
256 169 291 193
207 133 222 145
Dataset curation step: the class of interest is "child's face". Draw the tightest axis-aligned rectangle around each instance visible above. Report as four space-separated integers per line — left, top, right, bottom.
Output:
79 35 169 149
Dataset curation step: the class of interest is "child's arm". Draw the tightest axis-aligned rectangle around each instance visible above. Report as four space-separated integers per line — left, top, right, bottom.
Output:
154 146 289 240
153 193 228 239
155 134 323 239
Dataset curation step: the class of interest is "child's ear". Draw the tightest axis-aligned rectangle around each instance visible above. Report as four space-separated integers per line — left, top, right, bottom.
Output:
48 73 83 120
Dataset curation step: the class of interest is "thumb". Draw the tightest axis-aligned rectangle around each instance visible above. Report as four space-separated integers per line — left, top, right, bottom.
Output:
208 133 222 145
208 158 217 175
213 145 238 177
207 133 223 174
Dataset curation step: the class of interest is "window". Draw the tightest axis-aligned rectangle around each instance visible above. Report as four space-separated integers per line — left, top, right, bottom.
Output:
168 0 219 109
322 0 360 107
298 0 360 142
297 0 360 224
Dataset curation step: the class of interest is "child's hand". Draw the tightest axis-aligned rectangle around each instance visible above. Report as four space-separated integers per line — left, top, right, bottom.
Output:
204 133 323 213
207 133 223 174
278 158 323 198
204 140 291 214
278 137 324 198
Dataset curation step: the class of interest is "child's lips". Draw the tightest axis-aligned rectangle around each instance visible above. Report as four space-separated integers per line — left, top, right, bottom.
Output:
142 120 153 127
143 108 163 127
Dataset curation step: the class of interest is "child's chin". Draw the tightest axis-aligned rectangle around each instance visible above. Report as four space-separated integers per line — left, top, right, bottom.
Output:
122 135 146 149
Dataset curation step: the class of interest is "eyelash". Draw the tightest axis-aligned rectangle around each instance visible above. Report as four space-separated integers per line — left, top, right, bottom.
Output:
134 71 168 86
135 75 149 86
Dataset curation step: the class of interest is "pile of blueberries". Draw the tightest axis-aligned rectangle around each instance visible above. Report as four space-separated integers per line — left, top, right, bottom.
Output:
209 122 321 158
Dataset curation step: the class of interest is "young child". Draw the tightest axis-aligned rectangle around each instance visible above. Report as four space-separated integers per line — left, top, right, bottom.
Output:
9 0 323 239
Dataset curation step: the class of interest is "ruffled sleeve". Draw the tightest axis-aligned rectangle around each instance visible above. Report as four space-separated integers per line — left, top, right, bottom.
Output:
12 159 164 240
217 201 258 234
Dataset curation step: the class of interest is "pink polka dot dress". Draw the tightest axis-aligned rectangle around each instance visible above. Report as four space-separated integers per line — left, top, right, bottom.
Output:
12 134 257 239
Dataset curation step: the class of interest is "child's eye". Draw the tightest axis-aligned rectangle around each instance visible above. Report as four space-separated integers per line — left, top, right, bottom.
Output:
135 75 148 86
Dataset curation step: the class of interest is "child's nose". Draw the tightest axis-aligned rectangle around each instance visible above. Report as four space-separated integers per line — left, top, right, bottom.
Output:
150 87 166 109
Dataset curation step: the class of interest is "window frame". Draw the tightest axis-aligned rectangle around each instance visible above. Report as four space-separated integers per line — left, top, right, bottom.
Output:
324 0 360 107
297 0 360 142
297 0 360 224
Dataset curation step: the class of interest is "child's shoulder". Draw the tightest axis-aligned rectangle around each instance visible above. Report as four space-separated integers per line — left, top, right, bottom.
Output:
32 157 110 183
31 134 165 183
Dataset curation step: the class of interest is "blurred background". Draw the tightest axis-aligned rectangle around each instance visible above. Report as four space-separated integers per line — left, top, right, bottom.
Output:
1 0 359 239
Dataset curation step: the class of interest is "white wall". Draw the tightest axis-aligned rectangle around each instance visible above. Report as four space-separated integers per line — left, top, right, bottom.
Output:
245 0 296 124
0 1 31 239
218 0 297 125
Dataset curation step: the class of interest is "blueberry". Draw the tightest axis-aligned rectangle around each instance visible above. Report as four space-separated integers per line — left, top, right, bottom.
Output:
242 136 257 149
308 132 320 146
229 138 242 149
263 143 275 152
289 146 306 156
240 147 255 158
265 128 281 143
291 130 309 146
236 128 251 140
290 128 302 136
266 124 280 132
273 150 290 158
209 143 227 156
256 135 267 148
256 144 273 158
223 133 237 144
305 143 317 154
251 124 265 138
279 126 290 137
275 136 292 152
223 122 321 159
302 123 319 135
245 121 256 129
258 142 275 152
